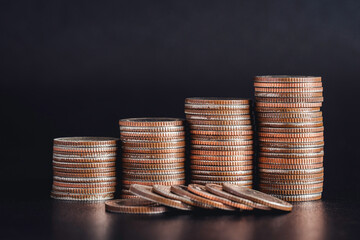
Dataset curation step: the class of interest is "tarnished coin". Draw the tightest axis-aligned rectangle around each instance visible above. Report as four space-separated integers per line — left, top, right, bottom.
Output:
188 184 252 210
123 169 185 175
205 184 271 210
255 92 323 98
152 185 214 209
256 117 323 123
105 198 167 214
258 136 324 143
258 152 324 158
259 182 323 190
129 184 192 210
186 115 253 121
257 122 323 128
53 152 117 158
191 180 252 187
258 141 324 148
223 183 293 211
170 185 235 210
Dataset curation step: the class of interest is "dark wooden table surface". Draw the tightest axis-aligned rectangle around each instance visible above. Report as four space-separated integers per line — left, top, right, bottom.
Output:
1 181 360 240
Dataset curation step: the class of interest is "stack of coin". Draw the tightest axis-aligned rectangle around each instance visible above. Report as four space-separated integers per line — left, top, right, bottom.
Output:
185 97 254 187
254 76 324 201
119 118 186 198
51 137 118 201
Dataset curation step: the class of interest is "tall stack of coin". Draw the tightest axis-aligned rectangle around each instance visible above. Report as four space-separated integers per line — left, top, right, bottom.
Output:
185 97 254 187
119 118 186 198
51 137 118 201
254 76 324 201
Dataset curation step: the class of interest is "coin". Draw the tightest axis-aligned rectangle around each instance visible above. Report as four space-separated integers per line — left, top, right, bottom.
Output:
190 130 253 136
185 97 251 105
122 147 184 154
192 175 253 183
152 185 214 209
122 157 185 164
53 171 116 178
259 182 323 190
185 104 250 110
190 160 253 166
223 183 293 211
190 155 253 161
119 118 184 127
187 119 252 126
191 139 253 146
259 168 324 174
260 188 323 195
53 146 117 153
191 170 253 178
129 184 192 210
254 87 323 93
122 173 185 181
187 184 252 210
254 76 321 83
255 97 323 103
122 162 184 170
50 191 114 201
51 186 115 194
190 165 253 171
255 92 323 98
52 181 116 188
254 81 322 88
271 193 322 201
257 127 324 133
191 145 253 151
53 176 116 183
53 137 118 147
123 180 185 186
121 141 185 148
256 112 322 118
52 156 117 163
256 117 323 123
52 161 116 168
191 150 254 156
258 157 323 164
258 147 323 154
122 152 185 159
120 126 184 132
259 172 324 180
255 107 321 113
190 125 252 131
105 199 167 214
170 185 235 210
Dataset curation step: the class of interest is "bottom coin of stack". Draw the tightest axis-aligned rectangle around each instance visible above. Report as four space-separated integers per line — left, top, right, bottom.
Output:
104 183 293 214
51 137 118 201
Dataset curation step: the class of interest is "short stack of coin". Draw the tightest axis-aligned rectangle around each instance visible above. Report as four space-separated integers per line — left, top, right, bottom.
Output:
185 97 254 187
119 118 186 198
51 137 118 201
254 76 324 201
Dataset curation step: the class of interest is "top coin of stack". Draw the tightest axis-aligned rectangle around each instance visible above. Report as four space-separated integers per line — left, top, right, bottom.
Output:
51 137 119 201
185 97 254 187
254 76 324 201
119 118 186 198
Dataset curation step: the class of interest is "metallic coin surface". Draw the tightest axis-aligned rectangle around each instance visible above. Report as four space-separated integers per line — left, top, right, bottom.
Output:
119 118 184 127
53 137 118 147
105 198 167 214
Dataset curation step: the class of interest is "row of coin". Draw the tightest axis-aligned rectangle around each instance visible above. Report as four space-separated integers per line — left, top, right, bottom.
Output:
185 97 254 187
50 137 118 201
105 183 293 214
254 76 324 201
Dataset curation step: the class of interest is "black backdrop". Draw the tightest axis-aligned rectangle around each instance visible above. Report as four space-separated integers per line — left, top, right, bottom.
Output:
1 0 359 199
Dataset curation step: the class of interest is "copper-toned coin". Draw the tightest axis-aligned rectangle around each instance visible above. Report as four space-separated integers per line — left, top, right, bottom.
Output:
152 185 214 209
52 156 117 163
187 119 251 126
257 117 323 123
188 184 252 210
260 187 323 195
260 178 324 185
256 102 322 108
105 198 167 214
120 131 185 138
53 171 116 178
191 165 253 171
259 152 324 158
192 135 253 141
259 132 325 138
53 176 116 183
256 97 323 103
191 139 253 146
185 97 251 105
129 184 192 210
259 141 324 148
255 107 321 113
259 172 324 180
205 184 271 210
259 167 324 174
122 152 185 159
122 157 185 164
254 76 321 83
258 157 323 164
52 161 115 168
53 146 117 153
190 130 253 136
120 126 184 132
190 125 252 131
185 109 250 115
186 115 252 121
52 186 115 194
50 191 114 201
254 81 322 88
258 127 324 133
123 180 185 186
122 162 184 170
255 92 323 98
171 185 235 210
122 147 185 154
120 136 185 142
257 122 323 128
271 193 322 201
53 166 116 173
190 155 253 161
191 150 253 156
123 173 185 181
122 141 185 148
119 118 184 127
192 175 253 183
53 137 118 147
255 87 323 93
122 194 140 199
191 180 252 187
123 169 184 175
191 145 253 151
223 183 293 211
53 152 117 158
259 137 324 143
191 160 253 166
259 147 324 154
191 170 253 178
257 112 322 118
185 104 250 110
259 182 323 190
52 181 116 188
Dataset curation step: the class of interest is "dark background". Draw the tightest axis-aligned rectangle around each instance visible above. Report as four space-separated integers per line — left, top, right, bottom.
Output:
1 0 360 199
